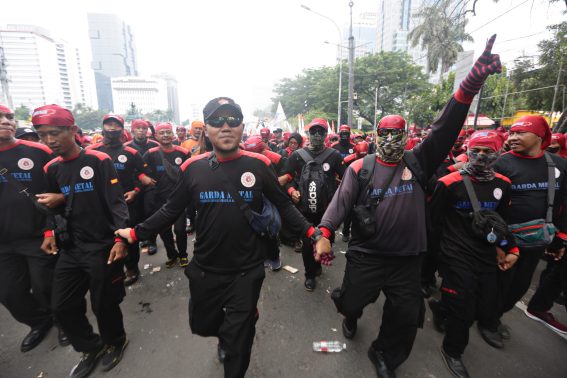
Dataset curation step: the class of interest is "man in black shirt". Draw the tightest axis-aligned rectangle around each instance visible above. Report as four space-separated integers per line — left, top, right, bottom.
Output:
281 118 345 291
0 104 67 352
315 36 501 377
332 124 356 158
430 131 518 377
87 114 154 285
117 97 317 378
33 104 130 378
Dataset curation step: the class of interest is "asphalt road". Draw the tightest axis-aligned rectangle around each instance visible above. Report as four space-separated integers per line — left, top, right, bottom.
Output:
1 235 566 378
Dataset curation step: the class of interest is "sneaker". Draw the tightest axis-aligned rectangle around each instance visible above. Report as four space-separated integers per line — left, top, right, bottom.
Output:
165 258 178 269
100 338 129 372
69 344 107 378
147 243 157 255
525 308 567 334
440 347 470 378
266 258 283 272
179 257 189 267
304 278 316 292
294 240 303 253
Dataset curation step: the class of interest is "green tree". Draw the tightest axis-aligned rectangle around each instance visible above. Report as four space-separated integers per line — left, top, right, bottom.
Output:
409 0 473 80
14 104 30 121
406 73 455 128
72 103 106 130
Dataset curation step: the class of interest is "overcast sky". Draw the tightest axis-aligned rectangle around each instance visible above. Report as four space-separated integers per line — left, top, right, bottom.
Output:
1 0 564 120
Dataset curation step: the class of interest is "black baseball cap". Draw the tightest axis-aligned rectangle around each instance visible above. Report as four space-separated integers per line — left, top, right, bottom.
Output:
203 97 243 122
16 127 38 139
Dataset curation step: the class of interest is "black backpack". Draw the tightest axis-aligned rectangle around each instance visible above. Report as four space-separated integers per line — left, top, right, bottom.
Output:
296 148 336 215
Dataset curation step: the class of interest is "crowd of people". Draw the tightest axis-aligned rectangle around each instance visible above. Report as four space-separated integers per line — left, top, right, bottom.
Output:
1 34 566 378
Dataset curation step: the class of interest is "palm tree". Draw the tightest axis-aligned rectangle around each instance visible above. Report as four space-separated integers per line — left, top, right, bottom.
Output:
409 0 474 81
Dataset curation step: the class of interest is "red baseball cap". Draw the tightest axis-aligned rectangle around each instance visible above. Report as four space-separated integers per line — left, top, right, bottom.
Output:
260 127 270 137
102 113 124 127
339 125 351 133
0 104 13 114
244 135 265 153
307 118 329 131
552 133 566 149
155 122 173 133
377 115 406 130
32 104 74 127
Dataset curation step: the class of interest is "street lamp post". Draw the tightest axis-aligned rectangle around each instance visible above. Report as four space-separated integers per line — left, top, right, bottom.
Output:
301 4 342 126
347 1 355 128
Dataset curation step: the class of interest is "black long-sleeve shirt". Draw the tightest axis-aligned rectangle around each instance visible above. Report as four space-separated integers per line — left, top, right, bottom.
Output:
143 145 190 201
44 149 129 250
87 142 148 193
494 151 567 239
430 171 517 272
135 150 312 273
124 138 159 156
0 140 52 242
319 96 471 256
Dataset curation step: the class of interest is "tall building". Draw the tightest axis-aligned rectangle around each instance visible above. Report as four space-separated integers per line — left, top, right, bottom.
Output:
376 0 428 66
88 13 138 111
111 76 168 116
345 12 378 59
0 24 96 111
155 74 180 124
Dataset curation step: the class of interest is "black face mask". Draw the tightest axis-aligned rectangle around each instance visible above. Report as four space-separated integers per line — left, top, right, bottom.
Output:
339 132 350 144
103 130 123 145
547 146 560 154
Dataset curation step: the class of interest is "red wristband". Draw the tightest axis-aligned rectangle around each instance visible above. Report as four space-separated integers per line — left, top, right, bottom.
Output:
507 247 520 255
130 228 138 242
134 187 141 193
138 173 147 181
287 187 296 196
320 227 332 239
44 230 54 238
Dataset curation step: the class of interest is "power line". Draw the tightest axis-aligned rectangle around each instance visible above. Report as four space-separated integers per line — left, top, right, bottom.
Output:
469 0 530 34
480 85 559 100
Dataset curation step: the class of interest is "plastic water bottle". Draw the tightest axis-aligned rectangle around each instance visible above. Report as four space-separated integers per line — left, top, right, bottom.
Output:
313 341 347 352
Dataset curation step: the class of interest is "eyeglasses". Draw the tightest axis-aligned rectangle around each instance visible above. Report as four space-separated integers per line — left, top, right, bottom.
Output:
377 128 404 137
309 129 327 136
206 116 242 128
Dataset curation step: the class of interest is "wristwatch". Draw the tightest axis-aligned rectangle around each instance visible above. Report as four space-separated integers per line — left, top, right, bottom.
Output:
310 228 324 243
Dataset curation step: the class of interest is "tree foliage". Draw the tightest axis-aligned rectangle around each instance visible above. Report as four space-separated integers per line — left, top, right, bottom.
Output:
72 103 107 130
14 104 30 121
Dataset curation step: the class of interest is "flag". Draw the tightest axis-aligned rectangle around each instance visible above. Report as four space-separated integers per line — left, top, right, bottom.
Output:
272 102 290 131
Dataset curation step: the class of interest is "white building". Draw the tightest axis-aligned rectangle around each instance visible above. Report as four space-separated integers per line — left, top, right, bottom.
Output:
0 24 97 111
375 0 428 66
111 76 169 115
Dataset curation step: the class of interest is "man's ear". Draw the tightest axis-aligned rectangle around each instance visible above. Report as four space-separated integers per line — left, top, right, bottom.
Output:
70 125 80 134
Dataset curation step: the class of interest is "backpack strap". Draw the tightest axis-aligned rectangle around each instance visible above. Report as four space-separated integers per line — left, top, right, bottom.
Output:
356 153 377 205
544 152 556 223
402 151 427 190
461 173 482 214
297 148 313 164
313 148 335 165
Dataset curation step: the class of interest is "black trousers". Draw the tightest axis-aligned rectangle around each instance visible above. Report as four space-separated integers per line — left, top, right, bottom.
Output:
185 261 265 378
264 237 280 261
52 246 126 353
438 264 499 358
342 213 352 236
529 255 567 313
0 238 56 329
421 232 441 286
125 197 143 271
161 213 188 260
331 251 425 370
499 246 545 315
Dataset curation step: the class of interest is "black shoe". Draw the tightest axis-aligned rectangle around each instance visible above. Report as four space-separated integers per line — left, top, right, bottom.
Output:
217 344 226 363
428 299 446 333
124 268 140 287
100 338 129 372
342 318 357 339
58 326 70 347
367 346 396 378
441 347 470 378
294 240 303 253
69 344 107 378
21 322 52 352
478 324 504 349
304 278 316 292
147 243 157 255
497 323 511 340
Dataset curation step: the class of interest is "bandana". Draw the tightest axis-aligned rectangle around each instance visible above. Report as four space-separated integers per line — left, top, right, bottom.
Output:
376 132 407 163
309 133 326 152
461 150 498 181
102 130 123 146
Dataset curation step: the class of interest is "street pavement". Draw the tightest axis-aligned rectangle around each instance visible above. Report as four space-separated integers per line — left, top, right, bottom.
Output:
1 235 566 378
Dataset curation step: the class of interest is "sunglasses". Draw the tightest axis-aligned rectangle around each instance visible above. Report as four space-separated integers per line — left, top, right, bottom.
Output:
377 128 404 137
206 116 242 128
309 129 327 136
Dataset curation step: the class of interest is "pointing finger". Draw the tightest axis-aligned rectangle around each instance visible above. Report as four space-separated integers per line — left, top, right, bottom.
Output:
483 34 497 56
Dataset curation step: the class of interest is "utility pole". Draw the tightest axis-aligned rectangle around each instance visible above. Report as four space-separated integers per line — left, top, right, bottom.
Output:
374 87 378 129
473 85 484 130
347 1 355 128
550 60 563 127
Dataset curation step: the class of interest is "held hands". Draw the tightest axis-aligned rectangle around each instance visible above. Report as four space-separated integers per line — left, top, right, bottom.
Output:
545 247 565 261
140 175 156 186
460 34 502 98
115 228 134 244
291 190 301 204
41 236 59 255
124 190 138 203
36 193 65 208
108 242 128 264
314 237 332 262
497 247 518 271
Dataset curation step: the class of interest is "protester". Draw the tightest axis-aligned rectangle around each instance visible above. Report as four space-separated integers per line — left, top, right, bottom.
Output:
15 126 40 142
116 97 318 378
174 125 187 146
181 120 205 155
0 104 68 352
332 125 356 158
314 35 501 377
429 130 518 378
33 104 130 378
